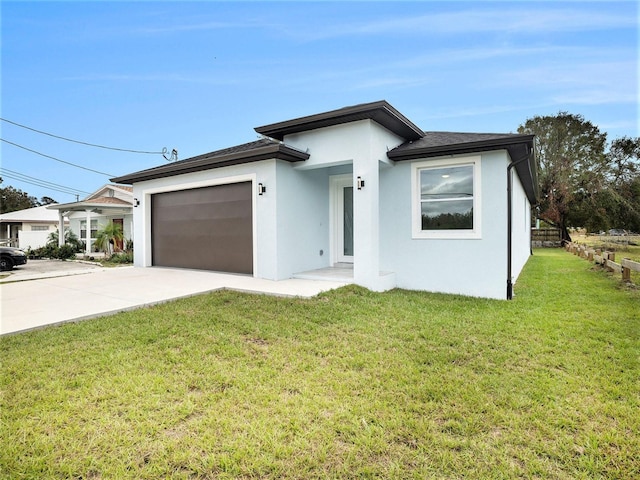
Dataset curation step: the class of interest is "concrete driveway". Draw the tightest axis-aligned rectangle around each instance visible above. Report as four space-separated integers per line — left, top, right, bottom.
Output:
0 259 104 283
0 266 348 335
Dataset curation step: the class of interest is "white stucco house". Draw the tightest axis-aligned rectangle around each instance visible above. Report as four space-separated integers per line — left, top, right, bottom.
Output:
0 205 69 249
48 184 134 255
112 101 537 299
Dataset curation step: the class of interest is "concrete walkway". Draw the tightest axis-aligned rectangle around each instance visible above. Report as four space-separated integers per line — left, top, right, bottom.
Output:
0 267 349 335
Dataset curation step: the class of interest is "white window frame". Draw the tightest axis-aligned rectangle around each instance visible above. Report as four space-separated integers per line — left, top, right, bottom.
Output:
80 219 99 240
411 156 482 239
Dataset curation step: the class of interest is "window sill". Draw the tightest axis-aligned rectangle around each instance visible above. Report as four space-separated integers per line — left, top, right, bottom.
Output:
412 230 482 240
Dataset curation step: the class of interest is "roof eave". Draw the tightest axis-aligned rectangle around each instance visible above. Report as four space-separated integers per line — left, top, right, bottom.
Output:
48 202 133 211
389 135 539 204
255 100 424 142
110 144 309 184
388 135 535 161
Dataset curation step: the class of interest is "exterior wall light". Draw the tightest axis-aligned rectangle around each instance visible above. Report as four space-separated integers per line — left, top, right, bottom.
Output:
357 176 365 190
258 183 266 195
133 198 140 207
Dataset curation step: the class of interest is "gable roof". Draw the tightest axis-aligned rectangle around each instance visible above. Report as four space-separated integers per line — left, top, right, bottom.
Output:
83 196 131 206
255 100 424 141
111 138 310 184
389 131 538 203
48 195 134 212
84 184 133 201
47 184 134 212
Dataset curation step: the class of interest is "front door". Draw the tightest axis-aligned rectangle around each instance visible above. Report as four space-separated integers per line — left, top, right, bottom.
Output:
332 175 354 263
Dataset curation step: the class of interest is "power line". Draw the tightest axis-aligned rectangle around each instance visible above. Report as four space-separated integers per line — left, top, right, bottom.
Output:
0 138 115 176
1 172 85 197
0 117 166 155
0 168 91 196
1 167 90 193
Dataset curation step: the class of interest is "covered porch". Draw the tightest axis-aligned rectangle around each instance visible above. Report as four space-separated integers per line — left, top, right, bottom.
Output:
290 154 397 292
47 201 133 255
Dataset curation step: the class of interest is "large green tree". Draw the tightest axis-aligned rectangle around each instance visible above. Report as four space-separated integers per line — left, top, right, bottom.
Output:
518 113 609 240
519 115 640 236
605 136 640 232
0 179 58 213
0 178 40 213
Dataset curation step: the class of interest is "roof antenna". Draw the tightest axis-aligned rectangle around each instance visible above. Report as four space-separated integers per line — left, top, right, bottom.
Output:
162 147 178 162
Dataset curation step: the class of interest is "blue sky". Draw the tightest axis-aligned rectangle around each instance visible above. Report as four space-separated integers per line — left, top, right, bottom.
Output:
1 1 638 203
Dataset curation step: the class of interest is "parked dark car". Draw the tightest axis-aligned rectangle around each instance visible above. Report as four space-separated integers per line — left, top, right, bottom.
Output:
0 247 28 271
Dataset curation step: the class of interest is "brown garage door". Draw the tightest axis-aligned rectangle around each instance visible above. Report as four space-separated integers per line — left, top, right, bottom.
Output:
151 182 253 274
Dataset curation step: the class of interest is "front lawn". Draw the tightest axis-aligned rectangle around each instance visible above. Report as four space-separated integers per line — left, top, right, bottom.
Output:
1 249 638 479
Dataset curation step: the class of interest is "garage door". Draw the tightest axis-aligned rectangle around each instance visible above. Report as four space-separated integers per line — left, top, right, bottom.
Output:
151 182 253 274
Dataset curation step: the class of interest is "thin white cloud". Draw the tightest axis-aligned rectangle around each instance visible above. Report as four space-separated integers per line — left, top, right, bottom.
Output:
500 60 637 88
551 90 639 106
423 104 532 121
393 44 632 69
354 76 433 90
291 7 637 41
59 73 240 86
136 21 246 34
596 120 639 134
421 91 638 124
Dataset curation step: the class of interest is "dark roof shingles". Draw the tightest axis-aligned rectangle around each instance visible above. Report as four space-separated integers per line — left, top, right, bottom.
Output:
255 100 424 141
111 138 308 184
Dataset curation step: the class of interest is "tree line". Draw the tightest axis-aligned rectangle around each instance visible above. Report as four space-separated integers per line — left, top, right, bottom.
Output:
0 178 57 213
518 113 640 241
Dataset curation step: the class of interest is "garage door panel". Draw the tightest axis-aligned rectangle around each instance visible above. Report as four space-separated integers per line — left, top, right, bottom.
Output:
154 215 251 234
153 201 251 222
151 182 253 274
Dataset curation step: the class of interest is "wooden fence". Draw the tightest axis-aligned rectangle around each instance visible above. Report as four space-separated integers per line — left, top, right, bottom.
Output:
565 242 640 283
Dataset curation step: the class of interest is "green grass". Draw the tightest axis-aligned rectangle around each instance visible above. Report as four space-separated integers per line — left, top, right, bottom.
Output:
2 249 639 479
573 234 640 284
573 234 640 262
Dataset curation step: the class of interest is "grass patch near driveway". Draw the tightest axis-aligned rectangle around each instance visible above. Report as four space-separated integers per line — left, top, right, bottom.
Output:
2 249 639 479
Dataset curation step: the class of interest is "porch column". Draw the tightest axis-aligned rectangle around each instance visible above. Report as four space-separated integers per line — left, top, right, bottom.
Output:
58 212 65 247
352 156 382 291
85 209 92 255
6 225 10 242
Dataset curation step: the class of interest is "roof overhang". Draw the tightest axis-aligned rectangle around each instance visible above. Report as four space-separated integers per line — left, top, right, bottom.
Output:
389 134 538 204
111 142 309 184
47 202 133 213
255 100 424 142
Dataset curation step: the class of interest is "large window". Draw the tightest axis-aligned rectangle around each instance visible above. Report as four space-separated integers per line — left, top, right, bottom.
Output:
80 219 98 239
412 157 481 239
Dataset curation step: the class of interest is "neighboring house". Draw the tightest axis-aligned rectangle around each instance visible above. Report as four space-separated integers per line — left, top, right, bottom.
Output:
48 184 134 255
112 101 537 299
0 205 69 249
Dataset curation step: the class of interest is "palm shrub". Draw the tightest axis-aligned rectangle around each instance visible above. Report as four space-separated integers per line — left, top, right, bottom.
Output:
94 222 124 258
47 228 84 252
